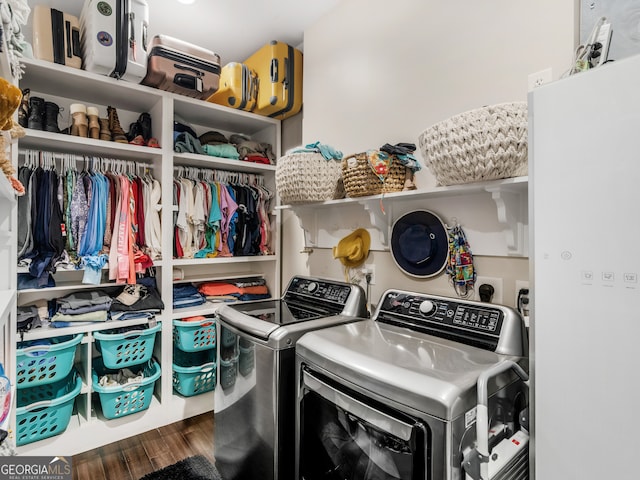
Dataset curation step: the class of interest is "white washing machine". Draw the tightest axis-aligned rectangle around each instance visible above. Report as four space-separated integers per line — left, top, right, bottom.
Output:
295 290 529 480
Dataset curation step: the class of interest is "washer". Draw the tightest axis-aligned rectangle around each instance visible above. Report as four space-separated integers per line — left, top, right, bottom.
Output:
214 276 367 480
295 290 529 480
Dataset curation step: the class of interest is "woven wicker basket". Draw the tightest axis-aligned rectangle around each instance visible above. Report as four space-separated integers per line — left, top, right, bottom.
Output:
418 102 528 186
276 152 344 204
342 152 406 198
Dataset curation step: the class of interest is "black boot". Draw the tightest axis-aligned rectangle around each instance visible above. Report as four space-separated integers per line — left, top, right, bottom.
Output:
18 88 30 128
126 121 142 142
44 101 61 133
27 96 45 130
138 112 152 143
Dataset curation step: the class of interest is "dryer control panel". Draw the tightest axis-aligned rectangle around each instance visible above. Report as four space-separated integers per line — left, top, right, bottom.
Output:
375 291 527 356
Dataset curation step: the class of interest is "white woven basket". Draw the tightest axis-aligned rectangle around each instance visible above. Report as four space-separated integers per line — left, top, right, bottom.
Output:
276 152 344 204
418 102 528 186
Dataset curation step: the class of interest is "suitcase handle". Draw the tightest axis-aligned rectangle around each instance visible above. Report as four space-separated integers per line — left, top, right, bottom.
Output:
270 58 278 82
173 63 204 77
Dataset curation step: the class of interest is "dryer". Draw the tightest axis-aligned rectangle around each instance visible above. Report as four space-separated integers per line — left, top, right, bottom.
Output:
295 290 529 480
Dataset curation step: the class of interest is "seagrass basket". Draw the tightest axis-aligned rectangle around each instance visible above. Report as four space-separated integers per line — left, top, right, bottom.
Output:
342 152 406 198
275 152 344 204
418 102 528 186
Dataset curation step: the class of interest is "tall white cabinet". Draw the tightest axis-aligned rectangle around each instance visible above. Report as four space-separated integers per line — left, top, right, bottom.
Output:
11 57 281 455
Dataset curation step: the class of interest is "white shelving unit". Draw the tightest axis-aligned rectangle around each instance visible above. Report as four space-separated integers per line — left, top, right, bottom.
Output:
11 57 281 455
279 176 528 257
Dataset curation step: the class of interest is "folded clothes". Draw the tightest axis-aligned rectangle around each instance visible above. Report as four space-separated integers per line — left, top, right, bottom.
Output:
17 305 42 332
50 310 109 323
110 285 164 312
197 280 269 296
111 311 158 322
57 291 113 313
173 284 201 299
203 144 240 160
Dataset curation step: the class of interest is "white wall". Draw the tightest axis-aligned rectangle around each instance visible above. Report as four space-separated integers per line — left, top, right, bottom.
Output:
283 0 578 307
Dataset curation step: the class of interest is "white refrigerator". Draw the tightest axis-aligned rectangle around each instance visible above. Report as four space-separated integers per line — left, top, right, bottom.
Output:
530 54 640 479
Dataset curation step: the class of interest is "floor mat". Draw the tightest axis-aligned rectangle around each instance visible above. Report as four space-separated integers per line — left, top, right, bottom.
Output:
139 455 222 480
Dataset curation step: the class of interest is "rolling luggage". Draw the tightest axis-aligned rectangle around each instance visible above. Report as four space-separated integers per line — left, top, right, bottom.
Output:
206 62 258 111
141 35 221 99
79 0 149 83
243 41 303 120
32 6 82 69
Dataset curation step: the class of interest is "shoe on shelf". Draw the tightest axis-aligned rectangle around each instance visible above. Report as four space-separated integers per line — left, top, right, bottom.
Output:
126 121 142 142
129 134 145 146
107 105 128 144
99 118 111 141
27 96 45 130
18 88 29 128
138 112 152 143
87 106 100 140
147 138 160 148
70 103 88 137
44 101 61 133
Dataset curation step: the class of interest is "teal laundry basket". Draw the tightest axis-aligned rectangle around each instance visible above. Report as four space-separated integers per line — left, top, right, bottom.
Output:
173 348 216 397
92 358 161 419
16 369 82 446
16 334 83 388
173 317 216 352
94 322 161 369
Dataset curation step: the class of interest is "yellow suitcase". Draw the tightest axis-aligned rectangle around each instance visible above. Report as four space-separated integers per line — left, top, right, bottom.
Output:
207 62 258 111
243 41 302 120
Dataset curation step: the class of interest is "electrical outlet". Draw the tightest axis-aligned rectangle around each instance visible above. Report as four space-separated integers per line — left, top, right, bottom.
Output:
515 280 530 318
527 68 552 91
515 280 529 306
363 264 376 285
475 276 503 304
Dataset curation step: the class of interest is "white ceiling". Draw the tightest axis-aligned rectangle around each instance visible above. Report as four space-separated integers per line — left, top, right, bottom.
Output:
25 0 342 63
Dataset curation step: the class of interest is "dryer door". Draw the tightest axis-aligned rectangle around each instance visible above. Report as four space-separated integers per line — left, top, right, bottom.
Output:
298 368 429 480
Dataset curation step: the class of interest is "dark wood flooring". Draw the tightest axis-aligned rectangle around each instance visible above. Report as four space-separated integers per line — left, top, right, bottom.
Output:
72 411 214 480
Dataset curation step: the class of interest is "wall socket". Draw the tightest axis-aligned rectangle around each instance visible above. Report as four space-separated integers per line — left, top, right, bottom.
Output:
475 276 503 304
363 264 376 285
527 67 552 91
515 280 530 313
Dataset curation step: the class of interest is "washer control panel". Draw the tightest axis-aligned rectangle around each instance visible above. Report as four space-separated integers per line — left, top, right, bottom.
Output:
375 291 526 355
285 277 352 306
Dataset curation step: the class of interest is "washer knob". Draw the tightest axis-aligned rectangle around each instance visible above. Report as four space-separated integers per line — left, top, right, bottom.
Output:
419 300 436 316
307 282 318 293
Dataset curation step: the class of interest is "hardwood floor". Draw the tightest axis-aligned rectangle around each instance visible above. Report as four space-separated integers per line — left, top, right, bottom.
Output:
72 411 214 480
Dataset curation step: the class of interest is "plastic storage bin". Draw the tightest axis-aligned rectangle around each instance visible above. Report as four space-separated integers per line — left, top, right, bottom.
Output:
16 334 83 388
94 322 161 369
16 369 82 446
172 348 216 397
92 358 161 420
173 317 216 352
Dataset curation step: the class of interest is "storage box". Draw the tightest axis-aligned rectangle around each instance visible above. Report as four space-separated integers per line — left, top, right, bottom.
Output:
94 322 161 369
16 369 82 446
16 334 83 388
92 358 160 419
